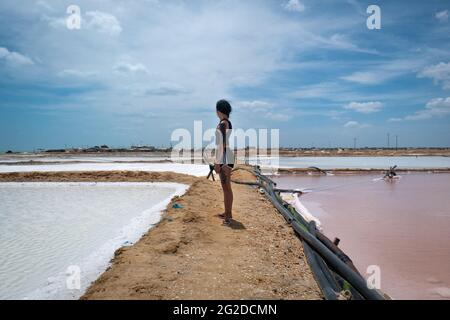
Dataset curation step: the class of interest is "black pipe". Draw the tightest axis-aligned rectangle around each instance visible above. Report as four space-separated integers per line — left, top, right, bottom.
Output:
255 170 384 300
290 220 383 300
307 221 363 300
261 188 293 223
302 221 340 299
255 168 276 186
308 166 327 175
238 167 384 300
307 222 342 294
302 242 338 300
264 184 377 299
330 271 364 300
315 231 361 275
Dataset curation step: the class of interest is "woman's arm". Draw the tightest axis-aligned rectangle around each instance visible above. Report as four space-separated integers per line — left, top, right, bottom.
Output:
214 120 229 173
219 120 228 150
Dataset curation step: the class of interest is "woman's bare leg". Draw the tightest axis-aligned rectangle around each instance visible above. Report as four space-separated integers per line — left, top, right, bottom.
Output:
220 165 233 222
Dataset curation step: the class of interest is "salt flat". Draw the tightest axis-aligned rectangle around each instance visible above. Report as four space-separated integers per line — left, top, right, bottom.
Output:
0 162 209 177
0 182 188 300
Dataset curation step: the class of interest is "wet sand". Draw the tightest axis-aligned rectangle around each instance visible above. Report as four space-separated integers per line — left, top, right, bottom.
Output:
273 173 450 300
0 170 321 300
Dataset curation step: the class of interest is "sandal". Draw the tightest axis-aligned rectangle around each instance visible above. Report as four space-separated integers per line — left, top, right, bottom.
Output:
217 213 226 219
222 218 232 226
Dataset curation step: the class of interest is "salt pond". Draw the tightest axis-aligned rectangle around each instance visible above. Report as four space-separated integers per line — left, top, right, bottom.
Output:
0 182 187 299
273 173 450 299
0 162 209 177
251 156 450 169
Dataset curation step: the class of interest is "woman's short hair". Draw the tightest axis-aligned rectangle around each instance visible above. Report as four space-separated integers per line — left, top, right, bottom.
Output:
216 99 232 117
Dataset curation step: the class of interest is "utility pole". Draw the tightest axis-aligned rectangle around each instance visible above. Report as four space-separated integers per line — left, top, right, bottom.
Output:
353 137 357 149
387 133 390 149
395 135 398 150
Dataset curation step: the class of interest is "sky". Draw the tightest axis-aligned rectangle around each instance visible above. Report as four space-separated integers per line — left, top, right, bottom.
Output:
1 0 450 151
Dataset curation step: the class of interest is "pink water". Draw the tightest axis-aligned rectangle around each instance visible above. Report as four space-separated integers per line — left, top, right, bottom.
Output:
273 173 450 300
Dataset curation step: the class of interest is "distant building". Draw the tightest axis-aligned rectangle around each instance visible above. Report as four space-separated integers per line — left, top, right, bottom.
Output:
130 145 156 152
45 149 66 153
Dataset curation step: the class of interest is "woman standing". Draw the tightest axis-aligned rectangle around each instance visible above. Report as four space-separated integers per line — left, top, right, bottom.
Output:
214 99 234 226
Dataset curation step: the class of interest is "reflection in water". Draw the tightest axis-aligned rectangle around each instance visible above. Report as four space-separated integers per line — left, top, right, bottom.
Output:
273 173 450 300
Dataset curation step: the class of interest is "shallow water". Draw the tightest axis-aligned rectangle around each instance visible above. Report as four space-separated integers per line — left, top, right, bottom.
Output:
272 173 450 300
0 182 187 299
251 156 450 169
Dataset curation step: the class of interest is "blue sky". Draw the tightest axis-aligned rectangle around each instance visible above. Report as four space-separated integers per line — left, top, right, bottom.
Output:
1 0 450 151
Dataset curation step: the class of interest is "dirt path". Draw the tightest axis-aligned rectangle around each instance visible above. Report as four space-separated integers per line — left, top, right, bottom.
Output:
0 169 321 300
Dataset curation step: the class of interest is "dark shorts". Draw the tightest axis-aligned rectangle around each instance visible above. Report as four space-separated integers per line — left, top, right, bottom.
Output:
220 164 234 169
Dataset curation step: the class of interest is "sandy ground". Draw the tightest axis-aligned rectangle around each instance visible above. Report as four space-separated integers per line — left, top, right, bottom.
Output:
0 169 321 300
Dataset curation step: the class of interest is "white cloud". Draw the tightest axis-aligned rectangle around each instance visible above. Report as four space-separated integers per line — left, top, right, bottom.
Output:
145 82 189 96
237 100 272 110
344 121 369 128
344 101 383 114
41 14 65 28
58 69 97 78
0 47 33 66
31 1 316 115
0 0 404 123
43 10 122 36
36 0 54 12
297 32 377 55
342 59 425 85
435 10 449 22
85 11 122 36
390 97 450 121
114 61 149 74
327 34 371 53
288 81 422 104
406 97 450 120
290 82 344 99
325 110 346 120
418 62 450 90
236 100 291 121
283 0 305 13
341 71 385 85
264 112 292 121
